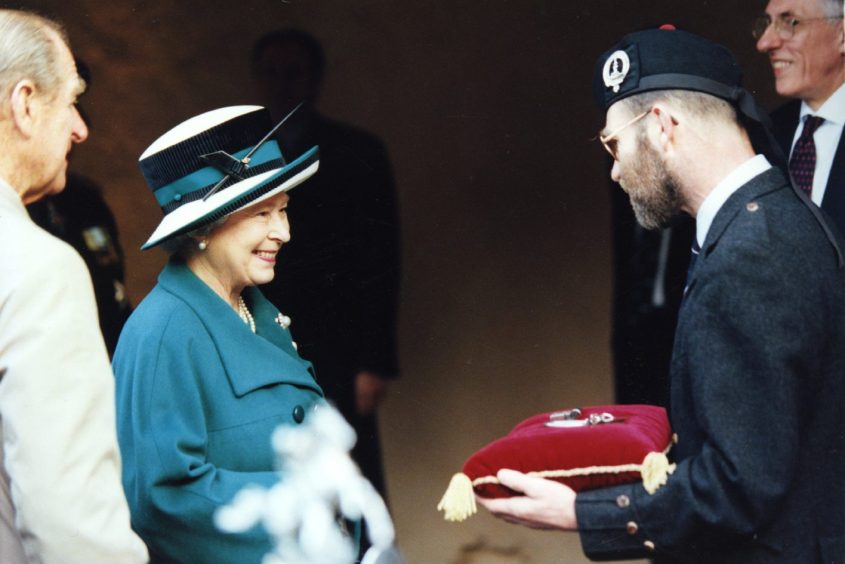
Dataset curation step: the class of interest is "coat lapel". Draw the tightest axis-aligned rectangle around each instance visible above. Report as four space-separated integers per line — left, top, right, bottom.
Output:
158 261 322 398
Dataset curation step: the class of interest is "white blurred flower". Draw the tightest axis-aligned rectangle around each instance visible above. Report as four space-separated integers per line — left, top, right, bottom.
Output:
216 403 397 564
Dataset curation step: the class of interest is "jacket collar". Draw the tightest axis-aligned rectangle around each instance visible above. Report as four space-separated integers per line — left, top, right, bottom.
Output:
683 167 788 298
695 155 773 247
158 260 322 398
701 167 788 256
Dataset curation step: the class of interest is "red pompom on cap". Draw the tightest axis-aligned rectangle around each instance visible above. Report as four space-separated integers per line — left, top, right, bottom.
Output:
659 24 677 30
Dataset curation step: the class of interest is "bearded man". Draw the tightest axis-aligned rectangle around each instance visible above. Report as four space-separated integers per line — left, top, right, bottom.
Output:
478 26 845 563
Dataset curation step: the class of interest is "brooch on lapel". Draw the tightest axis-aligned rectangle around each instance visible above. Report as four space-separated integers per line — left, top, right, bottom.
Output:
274 313 292 329
274 313 297 350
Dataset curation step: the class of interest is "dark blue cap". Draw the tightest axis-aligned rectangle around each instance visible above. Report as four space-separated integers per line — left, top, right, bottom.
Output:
593 26 744 111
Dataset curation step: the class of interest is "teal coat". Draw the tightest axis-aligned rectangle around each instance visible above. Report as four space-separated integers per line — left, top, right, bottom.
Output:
113 260 323 564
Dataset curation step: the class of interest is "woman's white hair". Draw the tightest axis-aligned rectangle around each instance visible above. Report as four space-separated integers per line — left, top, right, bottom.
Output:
160 216 229 258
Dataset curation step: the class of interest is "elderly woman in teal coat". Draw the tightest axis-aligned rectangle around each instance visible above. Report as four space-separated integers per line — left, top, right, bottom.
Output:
113 106 323 563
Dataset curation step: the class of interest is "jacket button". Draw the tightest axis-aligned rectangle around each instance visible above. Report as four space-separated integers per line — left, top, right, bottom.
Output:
292 405 305 423
616 494 630 508
626 521 638 535
643 540 655 552
746 202 759 212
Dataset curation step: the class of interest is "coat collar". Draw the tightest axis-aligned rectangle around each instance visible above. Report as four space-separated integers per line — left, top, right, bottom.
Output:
700 167 787 256
157 260 322 398
683 167 788 298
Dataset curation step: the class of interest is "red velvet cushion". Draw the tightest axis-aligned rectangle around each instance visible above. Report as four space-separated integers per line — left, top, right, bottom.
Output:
466 404 672 498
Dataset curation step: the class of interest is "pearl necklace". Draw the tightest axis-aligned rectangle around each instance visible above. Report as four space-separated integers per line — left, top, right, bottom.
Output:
237 296 256 333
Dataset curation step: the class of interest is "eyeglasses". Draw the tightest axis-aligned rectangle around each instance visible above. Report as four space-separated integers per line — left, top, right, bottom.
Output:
599 110 650 160
752 14 843 40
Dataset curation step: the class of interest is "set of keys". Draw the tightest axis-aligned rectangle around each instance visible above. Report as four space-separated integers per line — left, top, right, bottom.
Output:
545 408 625 428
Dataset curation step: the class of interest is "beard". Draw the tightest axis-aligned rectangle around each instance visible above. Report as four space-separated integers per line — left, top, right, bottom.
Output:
620 137 684 230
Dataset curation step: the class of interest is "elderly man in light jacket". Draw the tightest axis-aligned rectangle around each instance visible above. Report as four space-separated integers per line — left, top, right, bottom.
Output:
0 9 148 564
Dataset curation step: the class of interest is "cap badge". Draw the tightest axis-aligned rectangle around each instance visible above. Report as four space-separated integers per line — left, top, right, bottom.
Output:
603 50 630 93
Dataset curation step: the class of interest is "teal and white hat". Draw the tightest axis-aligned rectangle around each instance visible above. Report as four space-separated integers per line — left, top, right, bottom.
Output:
138 105 319 250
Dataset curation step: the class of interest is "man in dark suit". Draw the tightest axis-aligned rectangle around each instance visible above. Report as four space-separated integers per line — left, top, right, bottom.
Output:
478 27 845 563
251 29 401 502
755 0 845 232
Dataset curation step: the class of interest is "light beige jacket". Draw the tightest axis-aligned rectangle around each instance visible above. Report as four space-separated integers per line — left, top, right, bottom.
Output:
0 179 147 563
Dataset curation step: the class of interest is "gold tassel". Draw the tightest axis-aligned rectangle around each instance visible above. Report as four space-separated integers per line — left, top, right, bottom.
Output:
437 473 477 522
641 451 676 494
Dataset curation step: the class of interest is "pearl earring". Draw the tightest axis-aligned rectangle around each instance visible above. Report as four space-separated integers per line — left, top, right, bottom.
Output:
198 240 208 251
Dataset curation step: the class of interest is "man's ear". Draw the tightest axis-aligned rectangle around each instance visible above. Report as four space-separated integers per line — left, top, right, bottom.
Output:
651 103 677 153
9 79 37 138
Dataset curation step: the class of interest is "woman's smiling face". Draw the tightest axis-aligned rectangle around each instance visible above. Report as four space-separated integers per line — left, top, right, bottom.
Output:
197 191 291 297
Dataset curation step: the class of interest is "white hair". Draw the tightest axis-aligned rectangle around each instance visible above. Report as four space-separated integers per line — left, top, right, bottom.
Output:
819 0 844 18
0 10 68 103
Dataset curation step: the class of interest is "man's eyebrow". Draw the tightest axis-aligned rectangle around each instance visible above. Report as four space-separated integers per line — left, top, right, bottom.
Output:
74 77 88 98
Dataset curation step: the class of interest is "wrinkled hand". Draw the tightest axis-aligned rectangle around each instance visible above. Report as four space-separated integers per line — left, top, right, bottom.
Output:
476 469 578 531
355 371 388 416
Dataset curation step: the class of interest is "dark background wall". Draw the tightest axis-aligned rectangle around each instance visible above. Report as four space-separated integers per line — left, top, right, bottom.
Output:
16 1 779 561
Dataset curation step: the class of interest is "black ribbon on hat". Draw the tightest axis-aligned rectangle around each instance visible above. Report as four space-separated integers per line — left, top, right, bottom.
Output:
199 151 249 180
159 158 288 215
201 101 304 202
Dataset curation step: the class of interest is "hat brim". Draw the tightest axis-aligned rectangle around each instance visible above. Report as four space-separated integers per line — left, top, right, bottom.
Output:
142 146 319 250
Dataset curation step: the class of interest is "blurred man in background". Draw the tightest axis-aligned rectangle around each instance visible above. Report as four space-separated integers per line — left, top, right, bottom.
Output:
252 29 401 506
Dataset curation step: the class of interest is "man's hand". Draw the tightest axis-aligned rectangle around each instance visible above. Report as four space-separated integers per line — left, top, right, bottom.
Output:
355 371 389 416
476 469 578 531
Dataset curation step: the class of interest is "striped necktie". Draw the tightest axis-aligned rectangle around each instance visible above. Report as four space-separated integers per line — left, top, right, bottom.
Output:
789 115 824 197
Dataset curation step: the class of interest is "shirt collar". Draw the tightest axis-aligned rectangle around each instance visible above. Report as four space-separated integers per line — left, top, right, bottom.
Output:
695 154 772 246
800 82 845 125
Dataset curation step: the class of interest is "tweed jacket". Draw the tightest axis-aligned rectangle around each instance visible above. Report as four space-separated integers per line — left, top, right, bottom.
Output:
113 261 324 564
576 168 845 563
0 180 147 563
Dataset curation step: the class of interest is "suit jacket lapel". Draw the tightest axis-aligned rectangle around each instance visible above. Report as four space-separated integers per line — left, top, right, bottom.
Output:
820 130 845 234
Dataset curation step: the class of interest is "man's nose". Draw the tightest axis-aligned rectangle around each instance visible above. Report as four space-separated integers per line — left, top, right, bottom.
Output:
72 106 88 143
755 23 782 53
